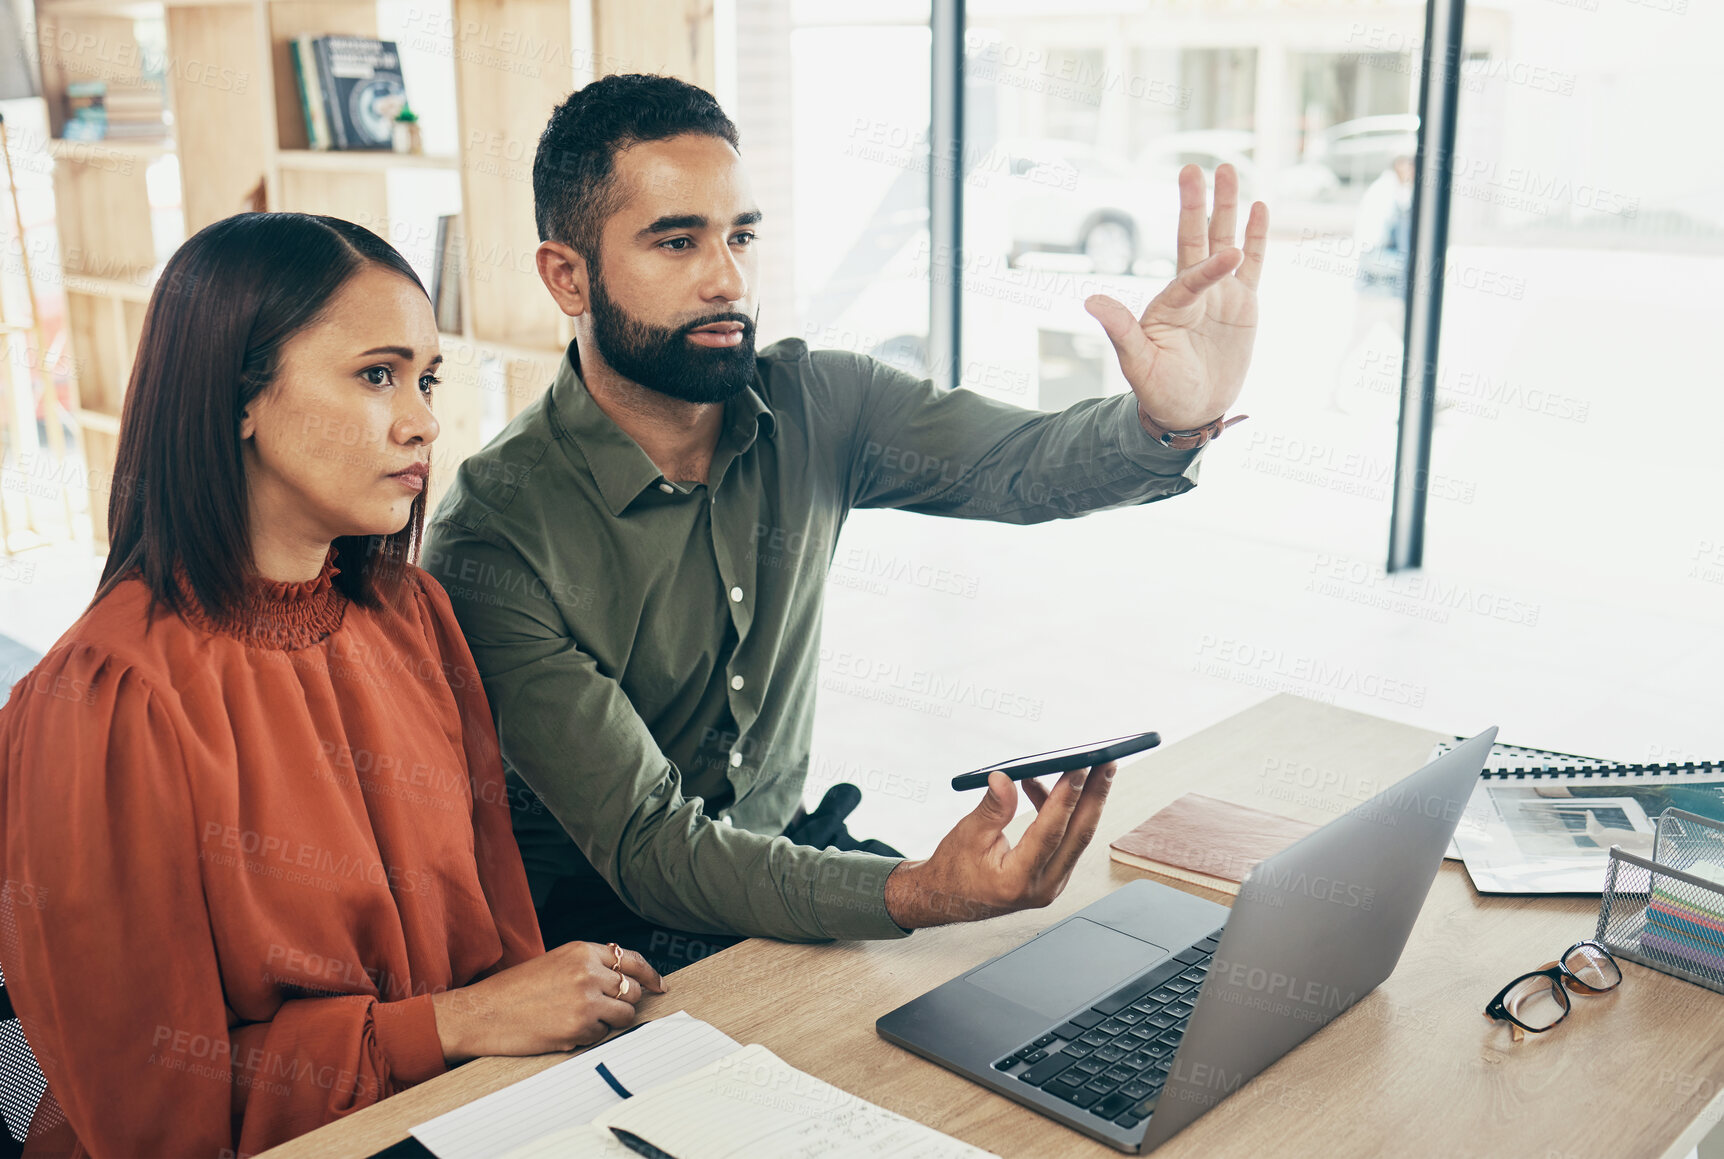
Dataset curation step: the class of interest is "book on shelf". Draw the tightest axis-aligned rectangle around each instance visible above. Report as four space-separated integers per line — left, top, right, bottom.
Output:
61 79 167 142
296 36 406 151
65 80 103 110
291 37 329 150
432 214 464 335
1108 793 1317 896
99 91 164 114
101 118 170 140
62 80 108 140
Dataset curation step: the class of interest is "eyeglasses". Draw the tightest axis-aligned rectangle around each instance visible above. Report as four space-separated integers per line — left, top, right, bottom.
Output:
1484 940 1623 1041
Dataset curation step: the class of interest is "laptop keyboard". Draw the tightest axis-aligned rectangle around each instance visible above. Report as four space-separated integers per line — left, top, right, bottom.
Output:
990 927 1224 1133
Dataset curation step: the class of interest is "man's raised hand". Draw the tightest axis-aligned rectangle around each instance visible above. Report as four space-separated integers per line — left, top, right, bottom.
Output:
1084 163 1269 433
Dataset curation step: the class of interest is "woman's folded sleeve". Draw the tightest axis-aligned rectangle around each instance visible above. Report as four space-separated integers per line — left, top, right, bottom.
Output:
0 646 446 1158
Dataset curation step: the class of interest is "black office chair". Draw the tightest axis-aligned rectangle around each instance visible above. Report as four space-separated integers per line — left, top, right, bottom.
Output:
0 961 46 1156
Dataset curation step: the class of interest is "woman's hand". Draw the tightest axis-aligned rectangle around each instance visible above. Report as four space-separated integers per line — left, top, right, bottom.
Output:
430 941 666 1063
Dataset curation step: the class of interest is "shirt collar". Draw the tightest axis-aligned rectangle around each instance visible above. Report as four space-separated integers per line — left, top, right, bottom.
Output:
549 343 777 517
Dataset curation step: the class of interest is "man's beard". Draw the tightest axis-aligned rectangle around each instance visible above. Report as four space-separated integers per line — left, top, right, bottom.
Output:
588 268 757 404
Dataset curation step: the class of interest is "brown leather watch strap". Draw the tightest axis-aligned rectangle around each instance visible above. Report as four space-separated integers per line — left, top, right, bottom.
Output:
1136 405 1250 450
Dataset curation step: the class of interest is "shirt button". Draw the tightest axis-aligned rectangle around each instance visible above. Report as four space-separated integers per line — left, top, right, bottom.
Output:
730 674 745 691
729 751 743 768
658 482 675 494
729 586 744 603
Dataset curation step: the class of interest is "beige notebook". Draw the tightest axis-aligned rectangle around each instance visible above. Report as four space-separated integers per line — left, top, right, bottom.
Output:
1109 793 1317 896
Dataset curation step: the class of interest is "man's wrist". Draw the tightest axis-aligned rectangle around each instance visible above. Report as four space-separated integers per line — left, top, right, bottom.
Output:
884 858 1008 929
1136 402 1209 437
1135 402 1248 450
883 859 925 932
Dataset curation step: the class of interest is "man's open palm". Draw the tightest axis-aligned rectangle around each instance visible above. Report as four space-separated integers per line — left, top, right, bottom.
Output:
1084 163 1269 432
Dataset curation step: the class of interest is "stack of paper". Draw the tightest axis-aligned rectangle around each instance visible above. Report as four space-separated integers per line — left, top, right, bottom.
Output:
1643 860 1724 974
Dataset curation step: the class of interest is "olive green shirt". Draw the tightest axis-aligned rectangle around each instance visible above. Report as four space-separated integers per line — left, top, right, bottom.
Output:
422 338 1202 943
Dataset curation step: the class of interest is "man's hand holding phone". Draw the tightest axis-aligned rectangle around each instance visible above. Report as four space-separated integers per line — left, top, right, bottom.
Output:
882 762 1116 930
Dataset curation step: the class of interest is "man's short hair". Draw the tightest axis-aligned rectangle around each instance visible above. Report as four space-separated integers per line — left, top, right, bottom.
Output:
533 73 741 264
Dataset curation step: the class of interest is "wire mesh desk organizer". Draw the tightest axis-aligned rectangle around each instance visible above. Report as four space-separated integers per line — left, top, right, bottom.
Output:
1597 809 1724 994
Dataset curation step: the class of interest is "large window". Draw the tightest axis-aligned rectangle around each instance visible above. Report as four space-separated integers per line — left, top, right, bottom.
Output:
733 0 1723 852
1422 0 1724 734
954 2 1432 558
736 1 932 367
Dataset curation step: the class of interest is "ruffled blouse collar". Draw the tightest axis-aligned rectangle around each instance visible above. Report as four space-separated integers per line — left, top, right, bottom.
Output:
178 548 348 651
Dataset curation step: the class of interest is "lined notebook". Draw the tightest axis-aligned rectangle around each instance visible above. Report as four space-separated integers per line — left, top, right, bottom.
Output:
1440 741 1724 894
410 1013 739 1159
503 1044 992 1159
410 1013 991 1159
1108 793 1318 895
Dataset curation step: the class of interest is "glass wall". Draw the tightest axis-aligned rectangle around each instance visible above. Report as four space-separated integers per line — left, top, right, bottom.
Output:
1421 0 1724 739
737 0 932 365
733 0 1723 852
778 1 1450 849
954 1 1435 559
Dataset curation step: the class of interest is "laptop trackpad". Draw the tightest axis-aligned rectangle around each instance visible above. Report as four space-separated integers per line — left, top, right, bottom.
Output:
966 917 1168 1020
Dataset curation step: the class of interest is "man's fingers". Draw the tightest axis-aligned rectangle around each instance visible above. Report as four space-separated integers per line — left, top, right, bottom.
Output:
1043 761 1116 882
1084 293 1145 346
1208 164 1239 256
1022 777 1050 811
1084 294 1154 385
970 771 1018 831
1152 248 1243 313
1236 201 1270 291
1011 767 1088 873
1174 163 1208 272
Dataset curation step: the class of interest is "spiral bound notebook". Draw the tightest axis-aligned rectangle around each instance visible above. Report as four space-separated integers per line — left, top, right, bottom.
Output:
1439 741 1724 894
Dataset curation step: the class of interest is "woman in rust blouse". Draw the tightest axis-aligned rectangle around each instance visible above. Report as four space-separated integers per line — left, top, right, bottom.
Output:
0 213 663 1157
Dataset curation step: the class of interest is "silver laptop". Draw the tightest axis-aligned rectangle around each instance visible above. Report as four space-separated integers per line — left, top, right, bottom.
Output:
877 727 1496 1152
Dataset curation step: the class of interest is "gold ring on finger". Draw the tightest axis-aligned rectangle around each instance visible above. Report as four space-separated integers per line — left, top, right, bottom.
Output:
614 973 631 1000
609 942 624 970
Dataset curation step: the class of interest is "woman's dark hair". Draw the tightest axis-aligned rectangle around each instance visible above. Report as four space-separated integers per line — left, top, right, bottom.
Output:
92 211 431 624
533 73 740 263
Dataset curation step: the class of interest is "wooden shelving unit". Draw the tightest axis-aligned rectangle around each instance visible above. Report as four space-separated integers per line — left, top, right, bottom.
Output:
27 0 716 541
273 149 462 172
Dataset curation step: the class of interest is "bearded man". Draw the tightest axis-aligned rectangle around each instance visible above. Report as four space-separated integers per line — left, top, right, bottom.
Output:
423 73 1269 972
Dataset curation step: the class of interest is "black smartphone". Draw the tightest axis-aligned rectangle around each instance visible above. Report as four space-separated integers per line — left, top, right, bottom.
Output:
949 731 1161 791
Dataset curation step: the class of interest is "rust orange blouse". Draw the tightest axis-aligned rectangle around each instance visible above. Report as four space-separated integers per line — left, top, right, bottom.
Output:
0 551 544 1157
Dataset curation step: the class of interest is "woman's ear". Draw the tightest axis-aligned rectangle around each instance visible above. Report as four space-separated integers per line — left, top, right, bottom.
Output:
238 405 255 441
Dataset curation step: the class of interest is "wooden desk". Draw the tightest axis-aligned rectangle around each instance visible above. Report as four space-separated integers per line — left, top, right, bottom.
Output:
263 695 1724 1159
